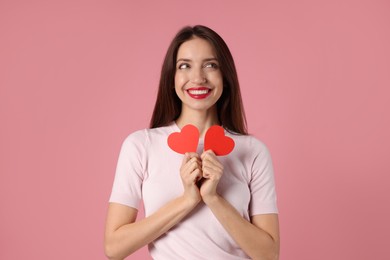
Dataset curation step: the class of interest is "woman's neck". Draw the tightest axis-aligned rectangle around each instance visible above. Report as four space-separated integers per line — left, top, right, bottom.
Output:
175 107 219 138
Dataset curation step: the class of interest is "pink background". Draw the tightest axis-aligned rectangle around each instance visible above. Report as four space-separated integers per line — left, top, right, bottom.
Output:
1 0 389 259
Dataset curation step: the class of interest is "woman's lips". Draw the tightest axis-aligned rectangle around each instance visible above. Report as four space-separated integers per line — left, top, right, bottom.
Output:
187 87 211 99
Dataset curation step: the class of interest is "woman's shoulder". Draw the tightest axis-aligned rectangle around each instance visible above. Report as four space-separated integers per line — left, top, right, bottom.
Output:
228 132 266 146
227 132 271 155
122 124 175 145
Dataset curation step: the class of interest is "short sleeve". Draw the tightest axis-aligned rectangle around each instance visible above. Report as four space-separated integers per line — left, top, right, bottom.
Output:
249 140 278 216
108 130 147 209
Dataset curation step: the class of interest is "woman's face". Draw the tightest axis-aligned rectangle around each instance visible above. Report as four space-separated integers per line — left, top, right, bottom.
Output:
174 37 223 113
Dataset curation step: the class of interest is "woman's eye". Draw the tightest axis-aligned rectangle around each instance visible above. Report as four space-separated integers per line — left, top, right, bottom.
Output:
204 63 219 69
178 63 190 69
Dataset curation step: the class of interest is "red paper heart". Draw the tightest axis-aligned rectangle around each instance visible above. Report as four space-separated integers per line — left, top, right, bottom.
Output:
168 124 199 154
204 125 235 156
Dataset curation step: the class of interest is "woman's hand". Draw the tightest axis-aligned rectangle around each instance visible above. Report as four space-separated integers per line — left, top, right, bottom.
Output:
199 150 224 203
180 152 202 206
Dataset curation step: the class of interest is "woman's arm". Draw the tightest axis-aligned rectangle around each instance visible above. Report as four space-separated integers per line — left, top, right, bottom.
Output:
104 152 202 260
200 150 280 260
105 197 197 260
204 196 280 260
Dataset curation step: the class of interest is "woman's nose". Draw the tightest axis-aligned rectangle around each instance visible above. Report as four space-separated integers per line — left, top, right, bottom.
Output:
190 68 206 84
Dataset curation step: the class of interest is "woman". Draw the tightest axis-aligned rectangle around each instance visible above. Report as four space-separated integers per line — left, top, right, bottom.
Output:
105 25 279 260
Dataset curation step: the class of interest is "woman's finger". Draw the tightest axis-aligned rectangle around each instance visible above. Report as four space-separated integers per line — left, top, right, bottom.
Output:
190 168 202 182
202 151 223 170
181 153 202 181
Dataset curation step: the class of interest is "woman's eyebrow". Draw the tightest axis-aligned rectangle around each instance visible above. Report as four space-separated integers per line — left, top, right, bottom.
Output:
176 57 218 63
176 58 191 63
203 58 218 62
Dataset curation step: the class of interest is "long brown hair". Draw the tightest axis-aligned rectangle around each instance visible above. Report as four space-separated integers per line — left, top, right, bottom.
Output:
150 25 247 135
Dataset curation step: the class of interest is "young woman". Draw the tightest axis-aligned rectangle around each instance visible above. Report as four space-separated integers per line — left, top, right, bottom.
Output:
105 25 279 260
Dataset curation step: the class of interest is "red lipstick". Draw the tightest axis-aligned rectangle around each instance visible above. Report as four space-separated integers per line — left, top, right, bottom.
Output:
187 87 211 99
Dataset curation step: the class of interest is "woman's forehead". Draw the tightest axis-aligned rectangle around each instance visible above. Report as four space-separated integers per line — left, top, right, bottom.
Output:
177 37 217 60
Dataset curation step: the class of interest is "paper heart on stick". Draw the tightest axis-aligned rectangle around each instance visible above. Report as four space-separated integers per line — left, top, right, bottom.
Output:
204 125 235 156
168 124 235 156
168 124 199 154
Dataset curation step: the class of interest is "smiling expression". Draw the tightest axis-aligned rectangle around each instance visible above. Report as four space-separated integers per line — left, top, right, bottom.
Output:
174 37 223 113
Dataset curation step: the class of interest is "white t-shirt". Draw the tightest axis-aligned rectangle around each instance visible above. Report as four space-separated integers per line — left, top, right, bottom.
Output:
109 123 278 259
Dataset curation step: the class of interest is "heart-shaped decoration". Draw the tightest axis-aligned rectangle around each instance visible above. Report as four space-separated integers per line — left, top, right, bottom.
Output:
168 124 199 154
204 125 235 156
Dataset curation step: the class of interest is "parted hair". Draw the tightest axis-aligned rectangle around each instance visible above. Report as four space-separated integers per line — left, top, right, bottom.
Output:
150 25 247 135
